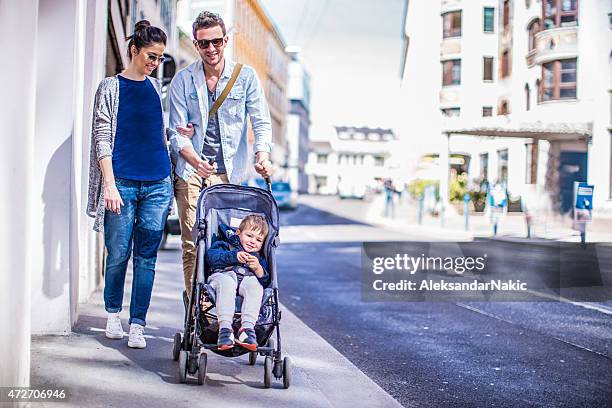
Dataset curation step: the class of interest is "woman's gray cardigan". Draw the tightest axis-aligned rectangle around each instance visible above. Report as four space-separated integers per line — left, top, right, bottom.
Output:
86 75 165 232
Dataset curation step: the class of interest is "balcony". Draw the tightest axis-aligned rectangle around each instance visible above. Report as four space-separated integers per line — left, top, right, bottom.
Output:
532 26 578 66
441 37 461 57
441 0 462 14
440 86 461 106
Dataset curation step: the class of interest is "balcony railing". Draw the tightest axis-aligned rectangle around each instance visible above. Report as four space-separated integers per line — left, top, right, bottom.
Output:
532 26 578 66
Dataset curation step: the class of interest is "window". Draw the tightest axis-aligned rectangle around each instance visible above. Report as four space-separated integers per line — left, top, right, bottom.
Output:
441 107 460 117
503 0 511 28
499 99 510 115
374 156 385 167
483 57 494 81
480 153 489 181
525 83 531 110
527 18 540 51
442 59 461 86
317 154 328 164
498 149 509 183
541 58 577 101
482 106 493 117
443 11 462 38
543 0 578 29
484 7 495 32
535 79 541 102
501 49 511 78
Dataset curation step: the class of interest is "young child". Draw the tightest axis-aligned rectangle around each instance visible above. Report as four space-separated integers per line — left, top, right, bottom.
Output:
206 215 270 351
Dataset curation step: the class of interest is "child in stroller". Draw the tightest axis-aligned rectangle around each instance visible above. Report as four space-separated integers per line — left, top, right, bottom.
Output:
173 182 292 388
206 215 271 351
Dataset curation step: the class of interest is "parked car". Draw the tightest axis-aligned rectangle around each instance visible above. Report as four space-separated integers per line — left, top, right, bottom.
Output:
271 181 298 210
160 198 181 249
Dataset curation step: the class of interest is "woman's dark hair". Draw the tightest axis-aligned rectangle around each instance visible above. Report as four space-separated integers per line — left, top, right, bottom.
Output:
126 20 167 59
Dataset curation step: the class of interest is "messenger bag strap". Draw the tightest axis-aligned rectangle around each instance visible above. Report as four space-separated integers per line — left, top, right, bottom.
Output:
209 63 243 118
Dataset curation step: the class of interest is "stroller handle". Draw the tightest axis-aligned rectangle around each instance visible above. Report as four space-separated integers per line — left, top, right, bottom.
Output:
202 156 272 192
264 177 272 193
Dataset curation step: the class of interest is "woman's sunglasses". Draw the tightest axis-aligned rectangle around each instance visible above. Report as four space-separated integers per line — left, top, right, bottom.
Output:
147 53 166 63
194 37 225 49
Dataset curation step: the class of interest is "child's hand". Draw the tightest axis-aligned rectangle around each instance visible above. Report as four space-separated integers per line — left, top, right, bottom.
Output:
246 255 264 277
237 251 250 263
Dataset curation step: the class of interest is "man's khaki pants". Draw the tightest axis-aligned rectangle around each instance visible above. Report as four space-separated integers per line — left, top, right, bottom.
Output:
175 173 229 293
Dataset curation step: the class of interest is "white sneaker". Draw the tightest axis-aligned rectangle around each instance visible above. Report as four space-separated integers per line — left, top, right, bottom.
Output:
127 324 146 349
105 313 123 339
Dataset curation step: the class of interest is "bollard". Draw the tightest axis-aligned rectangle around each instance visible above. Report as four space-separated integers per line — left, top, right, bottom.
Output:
417 195 424 225
463 193 470 231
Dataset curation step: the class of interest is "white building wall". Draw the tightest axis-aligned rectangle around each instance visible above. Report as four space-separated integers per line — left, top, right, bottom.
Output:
0 0 39 388
581 0 612 210
30 0 82 335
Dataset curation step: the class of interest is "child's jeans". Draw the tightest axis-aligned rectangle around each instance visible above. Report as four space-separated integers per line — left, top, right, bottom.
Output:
208 271 263 327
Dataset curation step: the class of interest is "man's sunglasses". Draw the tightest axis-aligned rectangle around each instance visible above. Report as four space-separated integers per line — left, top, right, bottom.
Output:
194 37 225 49
147 53 166 63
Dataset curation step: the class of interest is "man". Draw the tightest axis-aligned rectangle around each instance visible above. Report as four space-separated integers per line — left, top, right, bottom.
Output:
168 11 273 294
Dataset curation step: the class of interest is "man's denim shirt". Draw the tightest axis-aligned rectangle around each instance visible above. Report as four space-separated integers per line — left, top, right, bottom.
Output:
168 59 273 184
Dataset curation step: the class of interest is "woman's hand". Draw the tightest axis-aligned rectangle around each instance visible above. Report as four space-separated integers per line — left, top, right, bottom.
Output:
104 183 124 214
176 123 195 139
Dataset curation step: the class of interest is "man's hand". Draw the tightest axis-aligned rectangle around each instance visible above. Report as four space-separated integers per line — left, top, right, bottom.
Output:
254 152 273 178
245 255 264 278
195 160 216 178
104 183 124 214
237 251 250 264
176 123 195 138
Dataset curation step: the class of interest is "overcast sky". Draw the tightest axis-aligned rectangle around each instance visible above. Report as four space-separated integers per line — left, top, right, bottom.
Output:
260 0 406 141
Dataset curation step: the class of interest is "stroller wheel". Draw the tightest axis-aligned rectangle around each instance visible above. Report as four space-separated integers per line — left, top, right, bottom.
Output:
282 356 293 389
263 356 273 388
172 332 182 361
197 352 207 385
248 351 257 366
178 350 189 384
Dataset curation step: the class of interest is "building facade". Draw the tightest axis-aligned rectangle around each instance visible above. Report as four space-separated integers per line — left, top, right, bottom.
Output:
286 47 311 193
306 127 398 195
401 0 612 219
0 0 178 388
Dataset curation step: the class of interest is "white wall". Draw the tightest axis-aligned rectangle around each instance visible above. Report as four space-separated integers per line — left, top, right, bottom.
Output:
0 0 39 388
30 0 81 335
582 0 612 209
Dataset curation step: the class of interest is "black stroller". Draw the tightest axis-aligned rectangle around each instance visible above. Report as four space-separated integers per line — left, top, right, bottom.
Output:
172 181 292 388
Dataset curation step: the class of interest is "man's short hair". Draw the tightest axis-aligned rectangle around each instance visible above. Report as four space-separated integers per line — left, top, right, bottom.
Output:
193 11 227 38
238 215 269 238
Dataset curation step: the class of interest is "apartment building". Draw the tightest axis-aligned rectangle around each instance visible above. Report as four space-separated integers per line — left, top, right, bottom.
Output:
286 47 312 193
401 0 611 217
306 127 398 195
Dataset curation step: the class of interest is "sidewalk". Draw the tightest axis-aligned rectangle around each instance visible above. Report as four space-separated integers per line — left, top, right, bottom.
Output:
30 238 402 408
367 195 612 244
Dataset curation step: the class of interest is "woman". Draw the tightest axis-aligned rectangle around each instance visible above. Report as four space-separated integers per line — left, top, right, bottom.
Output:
87 20 190 349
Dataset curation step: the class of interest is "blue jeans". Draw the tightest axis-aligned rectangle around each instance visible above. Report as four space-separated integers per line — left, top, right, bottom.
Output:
103 176 172 326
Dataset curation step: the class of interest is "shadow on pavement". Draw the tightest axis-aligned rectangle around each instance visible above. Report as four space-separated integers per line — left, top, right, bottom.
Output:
280 203 371 227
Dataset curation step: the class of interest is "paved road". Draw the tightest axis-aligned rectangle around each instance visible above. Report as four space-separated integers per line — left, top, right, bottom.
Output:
276 198 612 407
